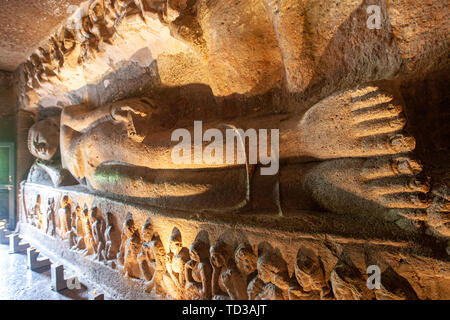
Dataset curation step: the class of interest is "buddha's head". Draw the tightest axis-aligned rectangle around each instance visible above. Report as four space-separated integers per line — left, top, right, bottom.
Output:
28 117 60 161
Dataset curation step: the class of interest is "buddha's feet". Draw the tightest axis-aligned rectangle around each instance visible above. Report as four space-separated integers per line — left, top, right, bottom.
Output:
425 177 450 238
302 155 431 221
298 83 415 160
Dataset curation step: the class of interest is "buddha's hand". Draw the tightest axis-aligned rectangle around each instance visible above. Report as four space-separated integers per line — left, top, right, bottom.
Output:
110 99 152 123
110 98 157 142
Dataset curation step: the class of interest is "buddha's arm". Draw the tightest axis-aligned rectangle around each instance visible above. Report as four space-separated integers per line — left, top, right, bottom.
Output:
61 103 113 133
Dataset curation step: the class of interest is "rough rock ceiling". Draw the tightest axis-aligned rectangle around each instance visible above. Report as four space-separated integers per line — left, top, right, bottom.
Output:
0 0 85 72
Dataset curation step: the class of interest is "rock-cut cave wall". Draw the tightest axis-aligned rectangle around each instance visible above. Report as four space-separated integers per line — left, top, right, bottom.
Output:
10 0 450 300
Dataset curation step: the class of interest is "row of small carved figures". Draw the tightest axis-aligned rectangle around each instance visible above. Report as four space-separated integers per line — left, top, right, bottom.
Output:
24 0 187 90
25 194 415 300
26 195 113 262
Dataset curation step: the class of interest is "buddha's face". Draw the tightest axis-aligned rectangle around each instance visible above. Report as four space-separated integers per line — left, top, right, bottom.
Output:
28 118 59 160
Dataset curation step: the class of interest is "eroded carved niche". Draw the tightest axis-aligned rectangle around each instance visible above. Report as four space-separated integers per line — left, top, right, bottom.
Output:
22 0 200 94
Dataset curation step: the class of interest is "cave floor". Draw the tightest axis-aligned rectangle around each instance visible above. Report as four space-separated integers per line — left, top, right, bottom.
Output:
0 240 99 300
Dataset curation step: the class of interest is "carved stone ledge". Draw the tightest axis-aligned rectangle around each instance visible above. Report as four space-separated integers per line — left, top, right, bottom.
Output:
18 182 450 300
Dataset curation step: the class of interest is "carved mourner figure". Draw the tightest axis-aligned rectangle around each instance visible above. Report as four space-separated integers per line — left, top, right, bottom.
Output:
28 195 42 227
185 237 212 300
72 205 86 251
137 221 167 295
89 207 105 261
67 205 78 247
253 252 290 300
234 242 259 299
137 219 155 282
118 213 142 278
163 228 189 299
101 212 118 265
82 206 95 256
210 239 248 300
45 198 56 236
329 261 373 300
288 248 333 300
143 234 167 295
57 195 72 239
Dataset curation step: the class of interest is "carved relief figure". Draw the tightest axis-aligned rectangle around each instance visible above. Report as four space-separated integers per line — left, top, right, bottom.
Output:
137 219 155 281
253 252 290 300
27 194 42 227
57 195 72 239
82 205 95 255
67 205 78 247
329 262 372 300
185 236 212 300
163 227 189 299
101 212 118 266
45 198 57 236
72 205 87 251
234 242 259 299
210 239 248 300
117 213 142 278
288 248 333 300
143 234 167 295
89 207 105 261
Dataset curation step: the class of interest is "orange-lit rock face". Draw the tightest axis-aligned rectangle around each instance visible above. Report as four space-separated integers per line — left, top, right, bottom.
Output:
0 0 87 71
18 174 450 299
14 0 450 300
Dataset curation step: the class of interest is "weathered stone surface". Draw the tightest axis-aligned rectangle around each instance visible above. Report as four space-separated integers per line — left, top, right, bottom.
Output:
3 0 449 300
0 0 86 71
17 182 450 299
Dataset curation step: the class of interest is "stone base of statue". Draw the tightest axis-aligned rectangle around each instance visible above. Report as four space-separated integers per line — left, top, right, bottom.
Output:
17 182 450 300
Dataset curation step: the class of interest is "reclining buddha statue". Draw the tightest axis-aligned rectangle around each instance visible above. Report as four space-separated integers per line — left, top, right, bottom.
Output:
27 81 432 227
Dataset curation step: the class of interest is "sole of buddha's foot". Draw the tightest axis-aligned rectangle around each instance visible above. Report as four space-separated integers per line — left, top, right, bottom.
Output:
298 82 415 159
301 155 431 218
